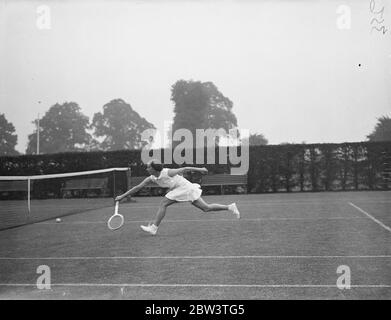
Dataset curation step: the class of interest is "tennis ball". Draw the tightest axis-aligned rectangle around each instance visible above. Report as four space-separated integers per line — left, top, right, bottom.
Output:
56 218 61 223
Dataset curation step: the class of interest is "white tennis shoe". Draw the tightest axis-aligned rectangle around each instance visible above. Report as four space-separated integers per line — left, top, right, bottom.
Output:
229 203 240 219
140 223 158 235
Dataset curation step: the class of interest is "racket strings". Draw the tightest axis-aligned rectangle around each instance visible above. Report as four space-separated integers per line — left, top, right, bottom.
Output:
108 214 124 230
108 202 124 230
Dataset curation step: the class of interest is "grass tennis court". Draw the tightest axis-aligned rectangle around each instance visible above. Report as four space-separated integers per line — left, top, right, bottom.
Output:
0 191 390 299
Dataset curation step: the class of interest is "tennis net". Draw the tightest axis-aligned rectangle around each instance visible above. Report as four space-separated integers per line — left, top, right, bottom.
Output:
0 167 130 231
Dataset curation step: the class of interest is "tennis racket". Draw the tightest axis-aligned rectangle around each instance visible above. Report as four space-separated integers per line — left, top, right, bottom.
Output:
107 201 124 230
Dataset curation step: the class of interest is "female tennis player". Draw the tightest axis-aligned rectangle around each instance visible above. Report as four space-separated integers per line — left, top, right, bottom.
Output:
115 160 240 235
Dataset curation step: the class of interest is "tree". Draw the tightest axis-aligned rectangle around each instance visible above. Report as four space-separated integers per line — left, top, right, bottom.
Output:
170 80 238 146
26 102 92 154
204 82 237 131
91 99 155 151
367 116 391 142
249 133 268 146
0 113 19 156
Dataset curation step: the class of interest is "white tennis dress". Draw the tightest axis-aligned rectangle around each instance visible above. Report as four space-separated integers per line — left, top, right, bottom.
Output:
150 168 202 202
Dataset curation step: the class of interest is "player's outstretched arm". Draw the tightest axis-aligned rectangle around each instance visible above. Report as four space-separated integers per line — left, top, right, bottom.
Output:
115 176 152 201
167 167 208 177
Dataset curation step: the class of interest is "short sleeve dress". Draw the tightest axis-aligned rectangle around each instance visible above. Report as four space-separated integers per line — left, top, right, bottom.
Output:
150 168 202 202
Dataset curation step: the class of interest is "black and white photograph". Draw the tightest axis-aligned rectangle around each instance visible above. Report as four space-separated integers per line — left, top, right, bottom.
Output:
0 0 390 303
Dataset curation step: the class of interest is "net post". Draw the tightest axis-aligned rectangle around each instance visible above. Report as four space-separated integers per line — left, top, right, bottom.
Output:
126 167 131 191
27 178 31 214
113 170 116 199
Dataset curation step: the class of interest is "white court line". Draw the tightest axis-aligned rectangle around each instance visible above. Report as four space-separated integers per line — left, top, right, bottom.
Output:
113 199 391 210
99 201 358 211
348 202 391 233
39 216 365 225
120 201 352 209
1 255 390 260
0 283 390 288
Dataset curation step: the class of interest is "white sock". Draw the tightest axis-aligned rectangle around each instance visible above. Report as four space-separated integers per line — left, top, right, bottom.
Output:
151 224 158 231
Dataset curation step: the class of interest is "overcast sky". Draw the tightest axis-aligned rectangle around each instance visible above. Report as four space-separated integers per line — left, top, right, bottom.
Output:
0 0 390 153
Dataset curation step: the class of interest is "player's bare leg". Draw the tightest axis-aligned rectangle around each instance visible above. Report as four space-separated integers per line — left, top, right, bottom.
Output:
154 197 177 226
192 197 240 218
140 197 176 235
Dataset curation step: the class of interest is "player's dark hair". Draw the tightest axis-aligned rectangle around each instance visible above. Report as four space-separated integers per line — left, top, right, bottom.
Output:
150 160 163 172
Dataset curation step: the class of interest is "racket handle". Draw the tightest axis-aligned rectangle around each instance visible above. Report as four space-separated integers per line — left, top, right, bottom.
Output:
115 201 119 215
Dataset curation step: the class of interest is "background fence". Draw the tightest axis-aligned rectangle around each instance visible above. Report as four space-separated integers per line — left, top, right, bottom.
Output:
1 142 390 193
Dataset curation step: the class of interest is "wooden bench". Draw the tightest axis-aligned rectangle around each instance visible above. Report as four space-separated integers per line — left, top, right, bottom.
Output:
0 180 31 199
61 177 109 198
201 174 247 194
0 180 30 192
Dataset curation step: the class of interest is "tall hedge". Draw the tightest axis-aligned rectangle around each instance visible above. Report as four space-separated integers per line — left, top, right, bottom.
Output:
247 142 391 192
1 142 390 192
